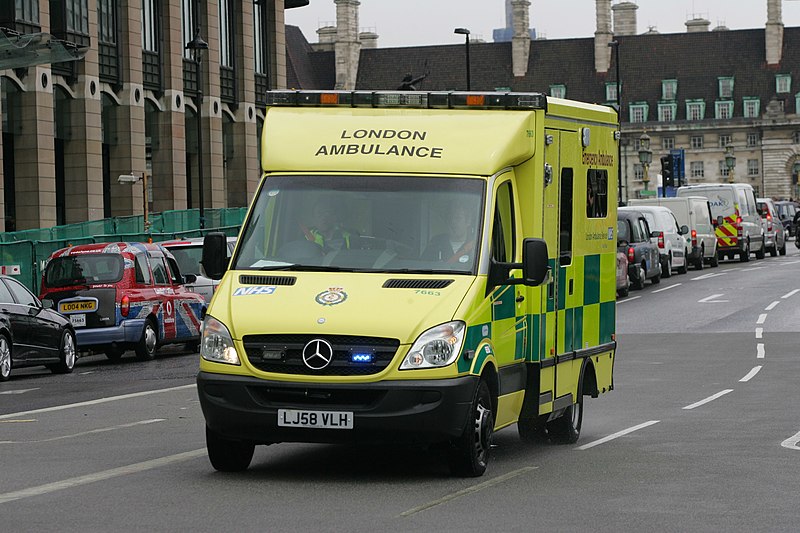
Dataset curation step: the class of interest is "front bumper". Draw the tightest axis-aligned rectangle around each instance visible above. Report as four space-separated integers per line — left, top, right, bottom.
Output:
75 319 145 348
197 371 478 445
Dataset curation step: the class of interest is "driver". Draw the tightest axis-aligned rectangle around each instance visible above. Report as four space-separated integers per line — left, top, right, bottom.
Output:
422 205 476 263
303 201 355 250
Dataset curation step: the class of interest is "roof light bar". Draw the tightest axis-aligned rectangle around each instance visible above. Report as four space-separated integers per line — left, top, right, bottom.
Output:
264 90 547 111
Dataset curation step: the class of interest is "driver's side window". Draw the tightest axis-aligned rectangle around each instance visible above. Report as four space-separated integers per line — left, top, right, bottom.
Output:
492 181 516 263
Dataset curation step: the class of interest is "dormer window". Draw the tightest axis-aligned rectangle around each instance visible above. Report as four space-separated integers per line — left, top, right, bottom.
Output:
718 77 734 99
743 97 760 119
776 74 792 94
686 100 706 121
605 82 619 103
715 101 733 120
662 79 677 101
629 102 649 123
550 84 566 99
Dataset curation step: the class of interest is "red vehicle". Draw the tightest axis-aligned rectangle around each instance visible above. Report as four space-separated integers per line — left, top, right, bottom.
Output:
39 242 206 361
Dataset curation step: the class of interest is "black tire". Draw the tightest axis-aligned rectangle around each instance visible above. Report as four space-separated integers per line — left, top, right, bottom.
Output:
650 270 661 285
52 330 77 374
206 426 255 472
184 341 201 353
632 266 645 290
617 284 629 298
677 250 689 274
740 241 750 262
105 345 124 362
769 244 778 257
518 414 550 443
135 319 158 361
711 251 720 267
662 256 672 278
695 247 705 270
546 393 583 445
0 334 11 382
755 239 766 260
779 242 787 256
449 380 494 477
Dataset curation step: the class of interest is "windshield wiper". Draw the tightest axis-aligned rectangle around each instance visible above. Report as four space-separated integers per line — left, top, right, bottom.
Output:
256 264 364 273
382 268 469 275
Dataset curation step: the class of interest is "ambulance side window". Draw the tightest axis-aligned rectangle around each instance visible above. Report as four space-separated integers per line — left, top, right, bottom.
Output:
559 168 574 266
492 181 516 263
586 169 608 218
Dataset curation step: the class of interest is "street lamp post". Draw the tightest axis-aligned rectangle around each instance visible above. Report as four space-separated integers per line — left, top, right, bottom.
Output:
724 143 736 184
185 28 209 229
608 40 623 205
454 28 471 91
638 132 652 195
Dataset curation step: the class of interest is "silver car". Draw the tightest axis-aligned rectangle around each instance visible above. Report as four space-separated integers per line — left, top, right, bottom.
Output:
161 237 237 303
757 198 787 256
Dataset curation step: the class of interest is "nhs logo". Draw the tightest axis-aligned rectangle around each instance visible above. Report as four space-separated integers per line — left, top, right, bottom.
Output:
233 286 277 296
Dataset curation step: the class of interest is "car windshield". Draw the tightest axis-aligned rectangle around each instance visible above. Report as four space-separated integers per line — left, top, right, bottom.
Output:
45 254 124 287
168 246 204 276
232 175 486 274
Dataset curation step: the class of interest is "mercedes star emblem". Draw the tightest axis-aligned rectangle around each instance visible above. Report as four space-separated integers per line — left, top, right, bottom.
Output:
302 338 334 370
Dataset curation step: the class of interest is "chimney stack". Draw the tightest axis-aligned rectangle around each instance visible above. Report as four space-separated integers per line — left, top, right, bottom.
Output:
766 0 783 65
612 1 638 36
359 31 378 49
334 0 361 90
595 0 613 73
511 0 531 77
314 25 337 52
685 17 711 33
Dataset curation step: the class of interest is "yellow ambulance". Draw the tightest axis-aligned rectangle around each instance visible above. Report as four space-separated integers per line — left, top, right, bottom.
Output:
198 90 618 477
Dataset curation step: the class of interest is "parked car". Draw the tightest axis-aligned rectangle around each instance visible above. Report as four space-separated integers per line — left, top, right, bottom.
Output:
620 205 689 278
0 275 76 381
677 183 765 262
628 196 718 269
616 250 630 298
757 198 787 256
161 237 237 304
39 242 206 362
617 209 662 290
774 200 799 237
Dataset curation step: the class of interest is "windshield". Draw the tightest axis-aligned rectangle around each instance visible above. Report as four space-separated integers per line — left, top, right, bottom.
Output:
232 175 486 274
168 246 204 276
45 254 124 287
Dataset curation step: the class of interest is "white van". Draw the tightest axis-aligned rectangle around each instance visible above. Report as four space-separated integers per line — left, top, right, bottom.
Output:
676 183 765 262
620 205 689 277
628 196 718 269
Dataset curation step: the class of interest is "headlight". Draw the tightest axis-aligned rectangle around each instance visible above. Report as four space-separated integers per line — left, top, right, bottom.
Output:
400 321 466 370
200 316 240 365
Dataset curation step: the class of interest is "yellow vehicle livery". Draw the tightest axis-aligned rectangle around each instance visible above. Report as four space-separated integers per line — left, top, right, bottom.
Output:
198 90 619 477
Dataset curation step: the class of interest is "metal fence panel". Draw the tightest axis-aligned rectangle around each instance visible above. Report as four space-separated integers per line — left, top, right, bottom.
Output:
0 241 35 292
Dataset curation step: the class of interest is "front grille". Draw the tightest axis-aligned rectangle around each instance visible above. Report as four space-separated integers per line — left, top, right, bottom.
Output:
383 279 454 289
248 386 386 408
243 334 400 376
239 275 296 286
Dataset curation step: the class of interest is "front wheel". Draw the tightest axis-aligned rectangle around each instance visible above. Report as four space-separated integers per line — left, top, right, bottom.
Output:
631 266 645 290
449 380 494 477
206 426 255 472
51 330 77 374
135 319 158 361
710 249 720 267
740 241 751 262
0 335 11 381
695 246 705 270
677 250 689 274
755 238 766 260
662 256 672 278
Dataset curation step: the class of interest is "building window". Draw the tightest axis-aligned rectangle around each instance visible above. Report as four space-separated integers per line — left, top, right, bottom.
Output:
658 103 676 122
634 163 644 181
182 0 195 60
629 103 648 123
691 135 704 149
686 100 705 120
777 74 792 94
718 77 734 99
719 160 732 178
142 0 158 52
794 131 800 144
254 0 270 76
550 84 566 99
690 161 704 178
605 83 618 103
743 98 760 118
662 79 677 101
15 0 40 24
218 0 234 67
747 132 759 147
662 137 675 150
715 101 733 120
718 134 732 148
747 159 760 177
97 0 115 43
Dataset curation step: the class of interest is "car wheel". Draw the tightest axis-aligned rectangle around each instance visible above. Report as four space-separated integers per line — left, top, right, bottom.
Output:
105 345 124 362
546 386 583 445
695 246 705 270
0 335 11 382
650 270 661 285
449 379 494 477
518 414 549 444
780 242 787 256
206 426 255 472
740 241 750 262
52 330 77 374
617 284 629 298
710 249 720 267
755 238 766 259
135 319 158 361
769 243 778 257
632 266 645 290
677 250 689 274
662 256 672 278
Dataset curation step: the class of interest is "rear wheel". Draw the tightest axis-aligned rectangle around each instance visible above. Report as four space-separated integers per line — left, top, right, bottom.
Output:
755 239 766 259
740 241 750 262
710 247 720 267
0 335 11 381
662 256 672 278
449 379 494 477
51 330 76 374
695 246 705 270
206 426 255 472
769 242 778 257
135 319 158 361
546 394 583 444
780 241 787 256
677 250 689 274
518 414 550 443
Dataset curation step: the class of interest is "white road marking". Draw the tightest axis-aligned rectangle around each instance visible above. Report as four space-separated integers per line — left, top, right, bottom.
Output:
781 289 800 299
727 267 742 271
0 384 195 421
739 366 762 382
741 266 765 272
757 343 765 359
781 431 800 451
399 466 537 517
698 294 728 303
755 328 763 339
577 420 660 450
778 260 800 267
756 313 768 324
0 388 39 395
653 283 681 293
682 389 734 410
0 448 206 505
0 419 165 445
765 301 780 311
616 296 641 304
691 273 725 281
78 371 95 375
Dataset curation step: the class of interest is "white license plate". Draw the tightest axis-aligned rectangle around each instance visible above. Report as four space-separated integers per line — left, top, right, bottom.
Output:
277 409 353 429
70 314 86 327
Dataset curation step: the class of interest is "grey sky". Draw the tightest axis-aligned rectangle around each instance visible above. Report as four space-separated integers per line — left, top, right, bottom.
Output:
285 0 800 48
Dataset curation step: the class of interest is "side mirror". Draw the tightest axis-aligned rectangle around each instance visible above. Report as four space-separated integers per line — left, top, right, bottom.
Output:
521 239 550 286
650 230 663 239
680 225 689 235
183 273 197 285
202 232 229 281
716 215 724 226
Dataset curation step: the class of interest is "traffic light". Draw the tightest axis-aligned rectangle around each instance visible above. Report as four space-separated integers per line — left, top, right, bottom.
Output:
661 154 674 188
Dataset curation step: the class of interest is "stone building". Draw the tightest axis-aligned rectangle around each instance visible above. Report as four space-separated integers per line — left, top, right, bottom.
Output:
287 0 800 202
0 0 307 232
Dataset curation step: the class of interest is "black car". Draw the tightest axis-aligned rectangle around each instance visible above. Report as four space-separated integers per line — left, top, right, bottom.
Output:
617 210 662 290
0 275 76 381
775 200 800 237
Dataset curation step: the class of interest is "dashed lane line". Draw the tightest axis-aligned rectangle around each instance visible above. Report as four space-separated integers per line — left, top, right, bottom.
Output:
682 389 734 410
0 389 39 395
577 420 660 450
755 328 764 339
757 313 768 324
698 294 728 303
0 419 166 445
765 301 780 311
781 431 800 451
757 343 765 359
739 366 762 382
652 283 681 293
741 266 765 272
691 273 725 281
616 296 641 304
781 289 800 299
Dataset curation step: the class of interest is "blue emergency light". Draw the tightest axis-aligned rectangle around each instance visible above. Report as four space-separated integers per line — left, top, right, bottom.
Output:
350 353 374 363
